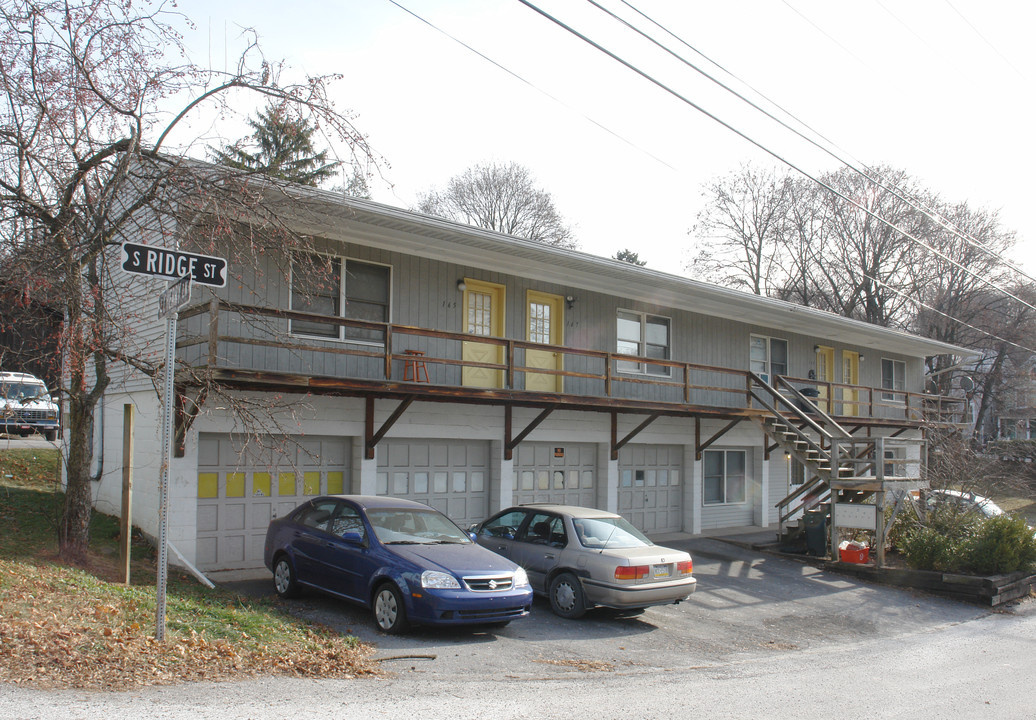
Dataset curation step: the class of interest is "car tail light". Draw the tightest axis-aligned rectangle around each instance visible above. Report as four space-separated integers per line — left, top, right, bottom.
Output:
614 565 649 580
676 560 693 576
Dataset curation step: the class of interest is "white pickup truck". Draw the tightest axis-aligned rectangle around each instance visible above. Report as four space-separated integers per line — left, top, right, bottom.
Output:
0 371 59 441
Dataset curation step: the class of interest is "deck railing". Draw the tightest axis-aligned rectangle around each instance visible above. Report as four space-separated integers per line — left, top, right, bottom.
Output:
176 299 964 424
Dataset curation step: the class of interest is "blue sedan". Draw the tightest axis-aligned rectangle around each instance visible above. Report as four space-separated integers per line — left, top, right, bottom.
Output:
264 495 533 634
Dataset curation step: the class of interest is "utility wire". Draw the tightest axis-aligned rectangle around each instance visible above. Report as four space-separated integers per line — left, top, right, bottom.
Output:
516 0 1036 318
384 0 675 170
610 0 1036 289
863 272 1036 356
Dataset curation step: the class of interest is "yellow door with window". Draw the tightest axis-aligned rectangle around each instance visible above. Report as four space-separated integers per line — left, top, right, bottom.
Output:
841 351 860 416
815 346 834 413
462 279 505 388
525 290 563 393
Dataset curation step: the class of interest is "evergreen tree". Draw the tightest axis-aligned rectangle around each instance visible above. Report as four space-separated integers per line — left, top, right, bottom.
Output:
210 103 339 187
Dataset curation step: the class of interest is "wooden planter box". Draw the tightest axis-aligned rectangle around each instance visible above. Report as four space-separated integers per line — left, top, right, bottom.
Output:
826 561 1036 607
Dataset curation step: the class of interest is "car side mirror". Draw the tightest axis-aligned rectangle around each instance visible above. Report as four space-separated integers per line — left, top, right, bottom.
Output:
340 531 364 545
467 531 478 542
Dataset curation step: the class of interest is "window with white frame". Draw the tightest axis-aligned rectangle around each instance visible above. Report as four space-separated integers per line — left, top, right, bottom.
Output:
703 450 747 505
616 310 671 376
290 253 390 343
750 335 788 383
881 358 905 402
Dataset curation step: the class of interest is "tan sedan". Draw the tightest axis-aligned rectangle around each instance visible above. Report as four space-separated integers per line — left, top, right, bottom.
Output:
470 503 696 618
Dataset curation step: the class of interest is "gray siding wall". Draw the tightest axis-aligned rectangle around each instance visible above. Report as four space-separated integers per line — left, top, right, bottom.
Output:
172 235 924 411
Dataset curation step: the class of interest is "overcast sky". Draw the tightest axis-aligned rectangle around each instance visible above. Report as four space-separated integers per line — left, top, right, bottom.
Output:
168 0 1036 277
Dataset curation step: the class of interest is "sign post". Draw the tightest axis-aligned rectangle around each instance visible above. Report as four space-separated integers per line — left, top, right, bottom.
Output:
120 242 226 641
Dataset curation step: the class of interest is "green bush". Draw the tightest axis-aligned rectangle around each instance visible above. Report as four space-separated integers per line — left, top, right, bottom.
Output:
900 525 965 572
964 515 1036 575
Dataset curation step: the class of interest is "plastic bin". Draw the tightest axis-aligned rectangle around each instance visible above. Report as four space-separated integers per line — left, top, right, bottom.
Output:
802 510 827 556
838 542 869 564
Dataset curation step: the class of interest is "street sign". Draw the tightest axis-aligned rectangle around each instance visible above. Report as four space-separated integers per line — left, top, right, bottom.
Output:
121 242 227 287
158 274 192 319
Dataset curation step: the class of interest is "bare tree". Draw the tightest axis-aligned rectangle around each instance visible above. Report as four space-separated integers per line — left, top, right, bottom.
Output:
688 163 792 295
417 161 577 248
0 0 375 560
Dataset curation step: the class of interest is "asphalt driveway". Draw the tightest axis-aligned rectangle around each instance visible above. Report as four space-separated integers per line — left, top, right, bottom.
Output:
222 536 994 680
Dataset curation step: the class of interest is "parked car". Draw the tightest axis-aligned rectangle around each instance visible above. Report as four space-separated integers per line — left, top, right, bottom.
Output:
0 371 59 441
469 504 696 618
264 495 533 634
925 489 1006 519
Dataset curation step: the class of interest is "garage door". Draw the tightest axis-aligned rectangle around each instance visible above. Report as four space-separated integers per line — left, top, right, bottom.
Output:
513 442 596 507
618 445 683 534
196 434 351 571
377 440 489 527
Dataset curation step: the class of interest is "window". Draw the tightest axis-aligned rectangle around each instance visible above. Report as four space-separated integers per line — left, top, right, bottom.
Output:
703 450 747 505
290 253 390 343
881 358 905 402
616 310 670 376
750 335 788 383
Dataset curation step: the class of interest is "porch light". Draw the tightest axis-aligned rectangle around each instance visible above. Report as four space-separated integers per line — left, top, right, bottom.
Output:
566 295 576 309
457 279 467 291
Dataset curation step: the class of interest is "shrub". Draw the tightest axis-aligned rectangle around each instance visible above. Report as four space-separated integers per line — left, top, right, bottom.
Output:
964 515 1036 575
899 525 964 572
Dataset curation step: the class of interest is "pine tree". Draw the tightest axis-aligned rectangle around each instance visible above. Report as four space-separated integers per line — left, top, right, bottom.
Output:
210 103 339 187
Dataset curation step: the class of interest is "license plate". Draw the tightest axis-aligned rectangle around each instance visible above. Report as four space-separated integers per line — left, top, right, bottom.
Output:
652 564 670 578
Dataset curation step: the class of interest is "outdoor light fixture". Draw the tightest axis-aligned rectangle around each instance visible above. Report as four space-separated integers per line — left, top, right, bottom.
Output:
566 295 576 309
457 279 467 292
813 344 820 353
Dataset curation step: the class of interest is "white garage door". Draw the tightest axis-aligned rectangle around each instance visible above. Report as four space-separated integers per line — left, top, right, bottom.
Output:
513 442 596 507
377 440 490 527
196 434 351 571
618 445 683 534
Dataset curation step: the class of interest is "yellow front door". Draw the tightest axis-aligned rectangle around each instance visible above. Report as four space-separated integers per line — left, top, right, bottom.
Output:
815 346 834 413
841 351 860 416
462 279 505 388
525 290 563 393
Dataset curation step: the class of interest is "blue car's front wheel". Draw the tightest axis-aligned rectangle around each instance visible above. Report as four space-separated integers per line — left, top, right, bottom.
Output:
273 555 300 599
373 583 408 634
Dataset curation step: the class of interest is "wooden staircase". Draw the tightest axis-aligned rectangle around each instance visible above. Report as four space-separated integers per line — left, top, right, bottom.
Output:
748 373 881 556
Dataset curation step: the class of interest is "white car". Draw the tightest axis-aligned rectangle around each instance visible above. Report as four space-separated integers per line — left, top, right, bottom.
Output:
0 371 59 441
925 489 1005 519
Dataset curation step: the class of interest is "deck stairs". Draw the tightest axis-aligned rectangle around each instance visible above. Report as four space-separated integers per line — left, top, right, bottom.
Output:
747 373 879 554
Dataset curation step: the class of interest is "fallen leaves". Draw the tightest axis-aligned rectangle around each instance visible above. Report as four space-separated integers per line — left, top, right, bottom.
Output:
0 559 381 690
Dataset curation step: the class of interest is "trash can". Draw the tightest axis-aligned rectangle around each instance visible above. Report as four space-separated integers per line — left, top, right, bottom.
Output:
799 387 820 412
802 509 827 556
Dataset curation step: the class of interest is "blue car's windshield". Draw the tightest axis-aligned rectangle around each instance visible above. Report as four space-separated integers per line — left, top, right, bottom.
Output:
367 508 471 545
573 517 652 549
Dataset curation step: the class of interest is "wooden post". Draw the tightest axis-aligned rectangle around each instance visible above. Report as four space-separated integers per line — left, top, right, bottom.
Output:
120 404 134 584
875 436 886 567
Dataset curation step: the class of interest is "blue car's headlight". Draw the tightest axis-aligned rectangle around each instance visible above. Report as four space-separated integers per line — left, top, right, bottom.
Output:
513 567 529 588
421 570 461 589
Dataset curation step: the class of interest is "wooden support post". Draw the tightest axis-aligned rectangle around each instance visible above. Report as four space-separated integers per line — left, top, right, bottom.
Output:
364 396 375 459
120 404 134 585
504 405 513 461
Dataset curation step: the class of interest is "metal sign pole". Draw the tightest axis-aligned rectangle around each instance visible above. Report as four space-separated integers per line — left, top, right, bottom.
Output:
155 310 176 641
155 274 190 642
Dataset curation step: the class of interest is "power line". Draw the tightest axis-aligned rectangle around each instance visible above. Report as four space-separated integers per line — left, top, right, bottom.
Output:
384 0 675 171
609 0 1036 290
515 0 1036 319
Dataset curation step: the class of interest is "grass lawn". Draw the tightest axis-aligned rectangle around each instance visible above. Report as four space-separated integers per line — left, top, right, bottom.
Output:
0 448 380 690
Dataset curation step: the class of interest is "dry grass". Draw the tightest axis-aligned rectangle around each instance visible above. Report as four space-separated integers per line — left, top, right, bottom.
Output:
0 448 381 690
